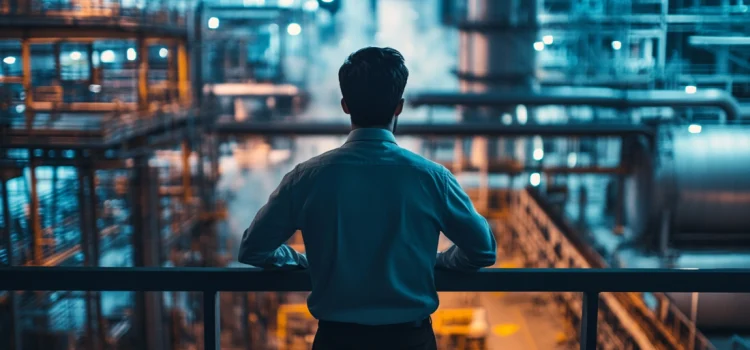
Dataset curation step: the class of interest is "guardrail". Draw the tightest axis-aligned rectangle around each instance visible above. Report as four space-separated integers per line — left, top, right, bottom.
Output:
1 267 750 350
510 188 718 349
0 0 188 28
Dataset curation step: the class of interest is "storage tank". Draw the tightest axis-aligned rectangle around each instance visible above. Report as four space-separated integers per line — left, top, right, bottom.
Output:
626 125 750 247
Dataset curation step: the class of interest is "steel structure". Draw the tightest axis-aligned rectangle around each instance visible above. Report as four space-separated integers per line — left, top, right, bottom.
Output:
0 1 209 349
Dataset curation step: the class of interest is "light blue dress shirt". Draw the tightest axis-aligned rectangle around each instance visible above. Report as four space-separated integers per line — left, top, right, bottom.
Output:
239 128 496 325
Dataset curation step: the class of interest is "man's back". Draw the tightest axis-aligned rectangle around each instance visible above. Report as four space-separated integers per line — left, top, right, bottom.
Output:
296 128 447 324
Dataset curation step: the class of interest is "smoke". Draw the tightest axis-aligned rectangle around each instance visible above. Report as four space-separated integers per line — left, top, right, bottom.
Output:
303 0 459 123
224 0 460 244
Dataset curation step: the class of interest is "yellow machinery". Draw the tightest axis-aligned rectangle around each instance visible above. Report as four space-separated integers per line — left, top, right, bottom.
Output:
432 308 488 350
276 304 315 350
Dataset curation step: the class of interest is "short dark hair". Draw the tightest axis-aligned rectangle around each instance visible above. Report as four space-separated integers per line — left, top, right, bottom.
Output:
338 47 409 127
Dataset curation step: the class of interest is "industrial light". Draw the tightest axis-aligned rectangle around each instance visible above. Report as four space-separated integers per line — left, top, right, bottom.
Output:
542 35 554 45
533 41 545 51
685 85 697 94
287 23 302 36
567 152 577 168
688 124 702 134
501 113 513 125
159 48 169 58
611 40 622 50
3 56 16 64
321 0 333 2
89 84 102 93
303 0 319 11
516 105 528 125
15 104 25 113
208 17 220 29
100 50 116 63
278 0 294 7
533 148 544 161
530 173 541 187
70 51 82 60
126 48 137 61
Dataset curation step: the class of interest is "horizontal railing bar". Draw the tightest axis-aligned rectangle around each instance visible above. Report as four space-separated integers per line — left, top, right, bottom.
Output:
2 267 750 292
211 122 656 137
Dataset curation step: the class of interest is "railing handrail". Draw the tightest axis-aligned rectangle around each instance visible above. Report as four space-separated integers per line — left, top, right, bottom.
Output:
2 267 750 292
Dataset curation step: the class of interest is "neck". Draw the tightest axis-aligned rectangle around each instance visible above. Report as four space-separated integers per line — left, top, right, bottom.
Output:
351 124 393 132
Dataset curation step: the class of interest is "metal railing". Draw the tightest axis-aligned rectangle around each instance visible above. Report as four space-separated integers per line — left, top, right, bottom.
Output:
510 189 717 349
0 0 189 29
1 267 750 350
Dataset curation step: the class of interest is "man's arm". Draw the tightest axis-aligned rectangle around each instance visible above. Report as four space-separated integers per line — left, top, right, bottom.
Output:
238 170 308 269
436 171 497 271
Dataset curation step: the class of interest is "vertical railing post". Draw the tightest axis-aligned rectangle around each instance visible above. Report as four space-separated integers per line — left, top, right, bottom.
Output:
580 292 599 350
204 290 220 350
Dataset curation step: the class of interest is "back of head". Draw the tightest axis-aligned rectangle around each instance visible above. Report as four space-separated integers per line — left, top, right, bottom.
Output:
338 47 410 127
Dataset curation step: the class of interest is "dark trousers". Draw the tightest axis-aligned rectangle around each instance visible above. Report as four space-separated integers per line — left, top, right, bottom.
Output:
312 317 437 350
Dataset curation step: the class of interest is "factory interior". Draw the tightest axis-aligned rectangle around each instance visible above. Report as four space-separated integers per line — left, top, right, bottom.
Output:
2 0 750 349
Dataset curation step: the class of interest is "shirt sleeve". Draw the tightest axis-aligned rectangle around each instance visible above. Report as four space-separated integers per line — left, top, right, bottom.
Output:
238 169 308 269
436 170 497 271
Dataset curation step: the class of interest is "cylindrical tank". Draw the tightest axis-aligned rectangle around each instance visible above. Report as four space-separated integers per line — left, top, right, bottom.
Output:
670 126 750 235
626 125 750 245
457 0 539 168
459 0 538 97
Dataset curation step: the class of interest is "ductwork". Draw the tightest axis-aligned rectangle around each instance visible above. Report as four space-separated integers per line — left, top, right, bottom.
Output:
409 87 744 122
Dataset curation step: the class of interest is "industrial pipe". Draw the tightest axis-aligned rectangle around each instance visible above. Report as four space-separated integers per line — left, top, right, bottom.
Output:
409 88 743 122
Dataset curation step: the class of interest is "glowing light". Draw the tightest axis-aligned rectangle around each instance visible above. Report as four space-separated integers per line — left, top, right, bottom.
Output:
159 48 168 58
542 35 554 45
533 148 544 161
688 124 702 134
100 50 116 63
501 113 513 125
126 48 137 61
685 85 697 94
321 0 333 2
3 56 16 64
89 84 102 93
287 23 302 36
533 41 545 51
278 0 294 7
530 173 541 187
15 104 25 113
516 105 528 125
208 17 220 29
611 41 622 50
303 0 318 11
567 152 578 168
70 51 82 60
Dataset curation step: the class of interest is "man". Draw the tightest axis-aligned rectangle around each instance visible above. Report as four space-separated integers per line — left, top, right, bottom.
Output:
239 47 496 350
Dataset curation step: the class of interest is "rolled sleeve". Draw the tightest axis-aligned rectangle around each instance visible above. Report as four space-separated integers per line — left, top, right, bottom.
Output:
436 170 497 270
238 169 308 269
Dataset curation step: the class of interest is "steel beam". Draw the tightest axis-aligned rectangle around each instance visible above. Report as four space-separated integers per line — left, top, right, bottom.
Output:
137 36 150 112
213 122 655 137
409 89 743 121
21 37 33 130
178 42 191 106
28 161 42 265
130 158 165 350
1 177 13 265
181 141 192 202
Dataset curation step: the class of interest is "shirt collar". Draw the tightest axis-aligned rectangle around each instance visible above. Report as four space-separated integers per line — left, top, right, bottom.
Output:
345 128 397 144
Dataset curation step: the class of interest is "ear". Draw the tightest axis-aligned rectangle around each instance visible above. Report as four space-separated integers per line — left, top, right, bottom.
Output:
341 98 350 115
394 98 405 117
